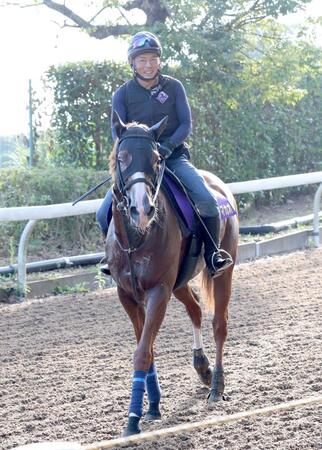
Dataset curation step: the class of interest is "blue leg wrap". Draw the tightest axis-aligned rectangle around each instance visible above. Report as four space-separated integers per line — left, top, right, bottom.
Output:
129 370 147 418
146 362 161 405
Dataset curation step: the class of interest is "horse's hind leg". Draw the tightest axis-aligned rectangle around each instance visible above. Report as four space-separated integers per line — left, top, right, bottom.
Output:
174 284 212 387
208 269 233 404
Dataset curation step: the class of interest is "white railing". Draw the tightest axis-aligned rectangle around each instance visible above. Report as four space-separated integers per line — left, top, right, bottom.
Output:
0 171 321 296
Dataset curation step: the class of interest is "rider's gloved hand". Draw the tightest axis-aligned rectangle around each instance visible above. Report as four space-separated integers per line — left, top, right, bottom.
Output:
157 141 175 160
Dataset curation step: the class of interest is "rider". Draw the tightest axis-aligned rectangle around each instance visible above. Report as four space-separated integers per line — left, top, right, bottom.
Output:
97 31 232 277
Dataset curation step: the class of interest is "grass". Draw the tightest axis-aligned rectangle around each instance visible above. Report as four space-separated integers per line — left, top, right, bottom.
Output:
53 283 90 295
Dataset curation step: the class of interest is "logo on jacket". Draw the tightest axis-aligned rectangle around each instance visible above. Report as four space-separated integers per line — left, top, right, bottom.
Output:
156 91 169 104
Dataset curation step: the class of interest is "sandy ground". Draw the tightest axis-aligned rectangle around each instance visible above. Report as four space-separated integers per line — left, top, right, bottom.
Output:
1 248 322 450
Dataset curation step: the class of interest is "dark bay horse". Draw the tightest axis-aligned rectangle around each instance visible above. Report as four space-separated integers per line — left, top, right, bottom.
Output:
105 112 239 436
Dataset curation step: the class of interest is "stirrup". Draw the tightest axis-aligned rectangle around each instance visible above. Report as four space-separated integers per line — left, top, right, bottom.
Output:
212 259 233 278
206 250 233 278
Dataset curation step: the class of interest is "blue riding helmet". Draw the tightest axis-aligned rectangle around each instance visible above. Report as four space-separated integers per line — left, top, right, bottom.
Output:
127 31 162 62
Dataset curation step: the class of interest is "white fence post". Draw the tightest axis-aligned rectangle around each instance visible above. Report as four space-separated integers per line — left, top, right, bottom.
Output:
313 183 322 247
17 220 37 296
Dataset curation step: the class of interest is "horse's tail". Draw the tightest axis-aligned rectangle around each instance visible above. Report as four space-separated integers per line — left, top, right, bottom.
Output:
201 269 215 313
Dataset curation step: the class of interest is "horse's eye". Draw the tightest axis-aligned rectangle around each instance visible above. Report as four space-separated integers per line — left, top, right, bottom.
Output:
118 151 132 169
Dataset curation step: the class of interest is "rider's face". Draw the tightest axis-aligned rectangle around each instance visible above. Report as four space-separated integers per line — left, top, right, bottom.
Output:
133 52 161 79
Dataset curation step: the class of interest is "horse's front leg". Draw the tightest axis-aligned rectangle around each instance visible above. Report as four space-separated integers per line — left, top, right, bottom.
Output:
123 284 170 437
117 287 145 436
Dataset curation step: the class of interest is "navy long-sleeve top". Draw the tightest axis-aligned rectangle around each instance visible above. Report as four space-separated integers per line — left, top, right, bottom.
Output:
111 74 192 155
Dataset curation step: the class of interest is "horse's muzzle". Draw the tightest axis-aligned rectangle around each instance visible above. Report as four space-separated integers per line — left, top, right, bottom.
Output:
130 201 155 229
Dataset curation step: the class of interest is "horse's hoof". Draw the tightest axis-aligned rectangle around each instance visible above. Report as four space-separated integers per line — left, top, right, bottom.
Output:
122 427 141 437
198 367 213 388
193 349 213 387
207 390 224 405
145 411 161 421
122 416 141 437
145 404 161 421
208 369 225 404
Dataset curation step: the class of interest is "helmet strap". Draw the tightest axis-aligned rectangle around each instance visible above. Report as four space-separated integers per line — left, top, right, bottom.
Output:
131 62 161 82
134 69 160 81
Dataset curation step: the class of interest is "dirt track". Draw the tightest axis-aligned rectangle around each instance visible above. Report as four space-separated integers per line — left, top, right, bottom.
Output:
1 248 322 450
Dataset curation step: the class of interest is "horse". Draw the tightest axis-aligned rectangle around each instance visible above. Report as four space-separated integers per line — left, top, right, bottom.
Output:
105 111 239 436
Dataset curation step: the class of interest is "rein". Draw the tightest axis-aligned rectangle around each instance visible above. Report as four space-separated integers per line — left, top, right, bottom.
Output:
72 175 112 206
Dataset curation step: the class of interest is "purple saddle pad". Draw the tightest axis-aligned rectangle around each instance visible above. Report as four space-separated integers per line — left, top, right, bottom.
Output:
163 174 195 230
163 174 237 231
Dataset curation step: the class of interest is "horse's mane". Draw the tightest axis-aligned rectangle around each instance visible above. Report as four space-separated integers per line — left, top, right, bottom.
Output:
109 122 150 180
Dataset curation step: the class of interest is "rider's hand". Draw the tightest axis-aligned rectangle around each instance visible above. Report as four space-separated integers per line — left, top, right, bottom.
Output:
157 141 175 160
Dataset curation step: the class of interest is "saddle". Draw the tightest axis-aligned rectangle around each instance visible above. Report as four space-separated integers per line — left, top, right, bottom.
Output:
161 169 236 290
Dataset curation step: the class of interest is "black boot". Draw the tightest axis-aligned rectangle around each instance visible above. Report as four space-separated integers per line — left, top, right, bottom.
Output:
100 231 111 276
100 265 111 276
201 216 233 277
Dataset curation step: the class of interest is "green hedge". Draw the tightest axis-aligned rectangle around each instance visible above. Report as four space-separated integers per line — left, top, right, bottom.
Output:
46 61 131 169
0 167 108 262
45 57 322 184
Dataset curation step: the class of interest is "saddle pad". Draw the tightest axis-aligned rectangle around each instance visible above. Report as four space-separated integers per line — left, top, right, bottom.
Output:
163 173 237 230
217 196 238 220
163 174 195 230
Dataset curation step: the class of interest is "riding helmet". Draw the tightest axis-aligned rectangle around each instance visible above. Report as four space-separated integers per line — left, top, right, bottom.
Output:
127 31 162 62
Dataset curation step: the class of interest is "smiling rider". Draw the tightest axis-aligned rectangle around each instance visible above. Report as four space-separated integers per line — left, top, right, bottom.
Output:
97 31 233 277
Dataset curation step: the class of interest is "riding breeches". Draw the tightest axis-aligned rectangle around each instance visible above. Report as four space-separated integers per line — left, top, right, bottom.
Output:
96 155 219 235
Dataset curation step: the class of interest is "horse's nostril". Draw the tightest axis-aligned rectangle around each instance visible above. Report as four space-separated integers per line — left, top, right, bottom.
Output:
130 206 139 219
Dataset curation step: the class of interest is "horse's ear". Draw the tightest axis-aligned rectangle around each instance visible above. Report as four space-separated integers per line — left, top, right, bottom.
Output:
149 116 168 141
112 110 126 139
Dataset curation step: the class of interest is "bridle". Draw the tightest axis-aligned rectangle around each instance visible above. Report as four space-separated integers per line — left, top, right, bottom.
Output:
113 131 165 220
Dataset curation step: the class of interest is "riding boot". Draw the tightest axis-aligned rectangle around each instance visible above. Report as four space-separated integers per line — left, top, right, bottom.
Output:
201 215 233 277
100 265 111 276
100 232 111 276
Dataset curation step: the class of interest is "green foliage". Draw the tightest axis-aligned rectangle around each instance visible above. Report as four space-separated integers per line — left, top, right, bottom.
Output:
46 61 131 169
0 167 108 262
42 14 321 186
0 136 29 168
186 26 322 185
1 0 320 271
95 263 107 290
154 0 312 79
53 283 90 295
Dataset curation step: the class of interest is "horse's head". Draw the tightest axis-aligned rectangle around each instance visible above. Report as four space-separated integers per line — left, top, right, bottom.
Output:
111 111 168 231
